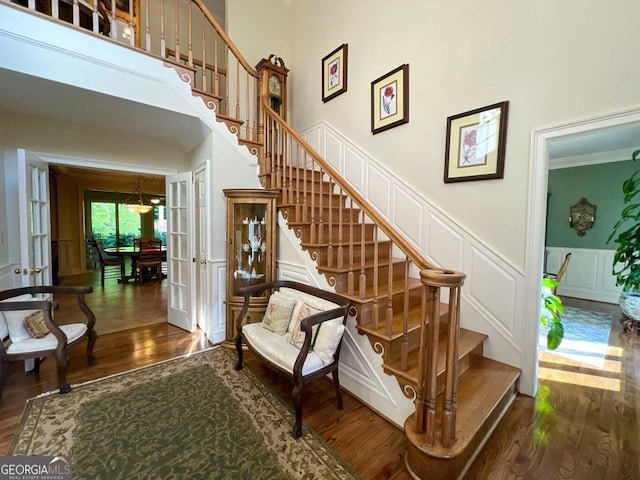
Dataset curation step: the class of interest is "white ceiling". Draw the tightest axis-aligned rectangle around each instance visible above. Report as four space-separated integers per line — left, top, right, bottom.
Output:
548 121 640 162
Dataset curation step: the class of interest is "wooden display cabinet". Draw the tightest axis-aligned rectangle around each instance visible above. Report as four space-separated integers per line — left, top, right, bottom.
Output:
224 189 279 343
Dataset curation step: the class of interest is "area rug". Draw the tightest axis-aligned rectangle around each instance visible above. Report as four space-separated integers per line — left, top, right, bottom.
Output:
8 348 360 479
538 306 613 368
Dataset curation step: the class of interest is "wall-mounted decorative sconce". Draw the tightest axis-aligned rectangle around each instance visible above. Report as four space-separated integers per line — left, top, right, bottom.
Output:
569 197 596 236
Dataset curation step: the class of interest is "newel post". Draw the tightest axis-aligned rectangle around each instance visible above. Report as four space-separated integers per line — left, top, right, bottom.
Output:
419 269 466 446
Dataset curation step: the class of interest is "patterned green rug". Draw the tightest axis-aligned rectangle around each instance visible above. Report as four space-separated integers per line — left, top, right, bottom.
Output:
9 347 360 479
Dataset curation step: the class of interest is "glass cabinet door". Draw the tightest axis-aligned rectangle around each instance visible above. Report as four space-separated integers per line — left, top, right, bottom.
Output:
224 189 279 343
231 202 269 295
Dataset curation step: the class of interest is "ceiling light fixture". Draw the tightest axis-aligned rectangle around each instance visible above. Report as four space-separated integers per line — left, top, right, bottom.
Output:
124 175 154 214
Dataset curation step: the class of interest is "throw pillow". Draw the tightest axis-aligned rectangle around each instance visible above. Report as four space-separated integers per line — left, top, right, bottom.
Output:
23 311 50 339
261 292 298 334
312 318 346 365
286 303 323 348
1 294 38 344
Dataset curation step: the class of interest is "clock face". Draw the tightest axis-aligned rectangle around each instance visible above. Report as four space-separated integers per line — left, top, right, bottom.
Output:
268 74 282 96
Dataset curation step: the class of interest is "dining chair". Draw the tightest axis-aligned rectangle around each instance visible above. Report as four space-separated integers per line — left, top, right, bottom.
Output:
88 237 125 287
544 252 571 295
135 238 163 284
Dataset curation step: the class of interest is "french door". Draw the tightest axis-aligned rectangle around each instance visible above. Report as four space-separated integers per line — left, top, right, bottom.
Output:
16 151 51 287
166 172 195 332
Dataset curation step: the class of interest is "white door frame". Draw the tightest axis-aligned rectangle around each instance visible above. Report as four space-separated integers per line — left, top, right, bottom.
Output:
522 106 640 396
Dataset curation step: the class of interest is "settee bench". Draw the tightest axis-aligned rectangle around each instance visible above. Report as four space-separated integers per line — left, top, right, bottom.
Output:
234 280 351 438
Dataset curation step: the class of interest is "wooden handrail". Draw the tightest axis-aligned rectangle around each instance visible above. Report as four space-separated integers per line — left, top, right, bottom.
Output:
262 99 441 273
190 0 258 79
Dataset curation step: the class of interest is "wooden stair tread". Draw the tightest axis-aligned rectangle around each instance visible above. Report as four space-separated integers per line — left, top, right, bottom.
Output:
191 87 222 100
216 112 243 125
405 357 520 458
300 239 390 249
316 256 406 274
338 276 422 304
382 328 488 384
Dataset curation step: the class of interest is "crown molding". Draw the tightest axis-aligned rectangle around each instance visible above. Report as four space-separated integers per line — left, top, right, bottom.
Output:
548 147 635 170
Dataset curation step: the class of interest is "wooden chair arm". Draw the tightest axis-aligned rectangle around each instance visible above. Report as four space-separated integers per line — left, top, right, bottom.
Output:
0 286 96 331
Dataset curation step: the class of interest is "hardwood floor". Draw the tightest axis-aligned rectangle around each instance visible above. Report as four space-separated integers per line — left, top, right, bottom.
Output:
1 283 638 479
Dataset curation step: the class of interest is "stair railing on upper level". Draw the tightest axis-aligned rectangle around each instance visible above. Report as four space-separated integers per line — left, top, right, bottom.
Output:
261 101 466 447
5 0 259 146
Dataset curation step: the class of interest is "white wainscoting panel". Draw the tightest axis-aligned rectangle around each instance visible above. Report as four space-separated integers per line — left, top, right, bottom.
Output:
301 122 526 373
427 212 464 271
394 187 423 250
546 247 621 304
325 130 342 171
209 261 226 344
366 162 392 217
344 145 365 192
468 245 517 334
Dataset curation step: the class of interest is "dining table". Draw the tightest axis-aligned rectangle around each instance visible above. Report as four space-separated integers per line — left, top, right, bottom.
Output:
103 245 167 283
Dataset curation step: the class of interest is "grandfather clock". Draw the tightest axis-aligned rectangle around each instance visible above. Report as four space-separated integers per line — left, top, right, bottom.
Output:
256 54 289 119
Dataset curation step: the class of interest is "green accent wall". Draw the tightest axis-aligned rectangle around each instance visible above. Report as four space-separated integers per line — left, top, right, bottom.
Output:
546 160 638 249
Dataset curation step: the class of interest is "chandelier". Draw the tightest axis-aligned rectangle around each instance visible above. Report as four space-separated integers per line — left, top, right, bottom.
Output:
124 175 154 214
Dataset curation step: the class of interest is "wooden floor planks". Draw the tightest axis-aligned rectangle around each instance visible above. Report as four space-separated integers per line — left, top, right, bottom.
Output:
0 276 638 479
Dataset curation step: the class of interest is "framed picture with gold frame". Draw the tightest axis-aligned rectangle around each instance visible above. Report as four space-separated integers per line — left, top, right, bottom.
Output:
322 44 348 103
371 64 409 134
444 101 509 183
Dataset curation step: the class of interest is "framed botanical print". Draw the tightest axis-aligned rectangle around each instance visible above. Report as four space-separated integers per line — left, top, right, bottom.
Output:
444 101 509 183
322 44 348 102
371 64 409 134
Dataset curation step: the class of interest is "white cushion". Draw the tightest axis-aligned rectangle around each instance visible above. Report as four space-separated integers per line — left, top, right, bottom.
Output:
6 323 87 355
0 314 7 341
312 318 345 365
1 294 41 344
261 292 297 334
286 302 323 348
278 287 339 312
243 322 325 376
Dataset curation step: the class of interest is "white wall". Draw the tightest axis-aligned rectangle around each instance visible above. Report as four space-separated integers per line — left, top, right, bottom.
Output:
227 0 293 70
283 0 640 271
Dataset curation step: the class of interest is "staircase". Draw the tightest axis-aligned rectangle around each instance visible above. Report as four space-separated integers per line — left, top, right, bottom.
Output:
8 1 521 478
262 116 521 479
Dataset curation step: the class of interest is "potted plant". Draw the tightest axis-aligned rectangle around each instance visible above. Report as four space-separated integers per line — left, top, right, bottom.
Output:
540 277 564 350
607 149 640 325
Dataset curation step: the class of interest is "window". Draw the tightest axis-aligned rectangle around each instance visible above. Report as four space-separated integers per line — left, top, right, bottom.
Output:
90 202 141 247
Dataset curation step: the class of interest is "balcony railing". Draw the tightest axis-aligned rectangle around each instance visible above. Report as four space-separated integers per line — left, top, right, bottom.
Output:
4 0 259 145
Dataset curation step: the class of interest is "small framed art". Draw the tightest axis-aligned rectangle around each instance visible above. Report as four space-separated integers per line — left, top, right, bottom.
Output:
371 64 409 134
322 44 348 102
443 101 509 183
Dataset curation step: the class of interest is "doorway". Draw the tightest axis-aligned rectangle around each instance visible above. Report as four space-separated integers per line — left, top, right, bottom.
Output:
523 107 640 395
46 160 175 334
